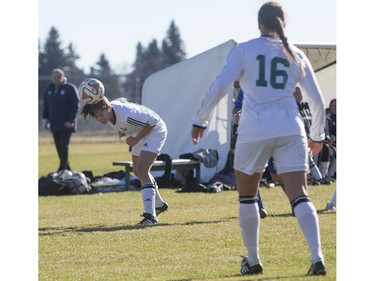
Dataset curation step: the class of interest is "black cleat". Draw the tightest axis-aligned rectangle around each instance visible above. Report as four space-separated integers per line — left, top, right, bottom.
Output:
307 261 326 276
240 256 263 275
137 213 158 226
155 202 169 216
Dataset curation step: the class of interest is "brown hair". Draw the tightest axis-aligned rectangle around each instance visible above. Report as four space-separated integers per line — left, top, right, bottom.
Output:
258 2 301 68
80 96 111 119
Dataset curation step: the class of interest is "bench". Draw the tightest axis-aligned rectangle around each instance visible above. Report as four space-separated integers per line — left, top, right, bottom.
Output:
112 159 201 190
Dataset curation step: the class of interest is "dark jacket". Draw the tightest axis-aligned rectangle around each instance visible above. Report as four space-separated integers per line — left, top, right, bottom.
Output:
42 78 79 133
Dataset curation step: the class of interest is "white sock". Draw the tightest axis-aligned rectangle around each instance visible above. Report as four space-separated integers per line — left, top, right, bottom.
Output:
310 163 322 180
319 161 330 178
294 201 324 264
141 183 156 217
329 189 336 206
152 179 164 208
239 197 260 266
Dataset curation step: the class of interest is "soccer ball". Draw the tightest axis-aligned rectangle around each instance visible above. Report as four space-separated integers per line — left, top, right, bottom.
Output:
78 78 105 104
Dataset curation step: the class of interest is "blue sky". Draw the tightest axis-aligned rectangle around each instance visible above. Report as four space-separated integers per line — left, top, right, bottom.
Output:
38 0 336 73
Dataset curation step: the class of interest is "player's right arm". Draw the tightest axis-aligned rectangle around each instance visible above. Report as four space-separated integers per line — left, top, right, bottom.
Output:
192 46 243 143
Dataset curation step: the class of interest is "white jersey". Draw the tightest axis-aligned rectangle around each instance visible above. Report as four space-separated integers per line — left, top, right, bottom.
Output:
192 36 325 142
108 97 166 137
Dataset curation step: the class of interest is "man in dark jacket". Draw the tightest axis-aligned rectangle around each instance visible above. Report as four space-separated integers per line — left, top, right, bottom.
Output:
42 68 79 171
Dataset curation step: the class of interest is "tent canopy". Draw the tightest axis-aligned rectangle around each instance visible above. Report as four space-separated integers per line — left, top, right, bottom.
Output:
294 43 336 105
294 43 336 72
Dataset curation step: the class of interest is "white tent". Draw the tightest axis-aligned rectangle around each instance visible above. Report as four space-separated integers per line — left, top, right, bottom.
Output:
142 40 336 182
296 43 336 105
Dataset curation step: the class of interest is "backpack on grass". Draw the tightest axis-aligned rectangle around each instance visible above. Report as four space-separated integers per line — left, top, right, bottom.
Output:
38 170 92 196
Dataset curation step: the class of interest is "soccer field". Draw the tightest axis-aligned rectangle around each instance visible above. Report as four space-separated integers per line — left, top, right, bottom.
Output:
38 133 336 280
39 186 336 281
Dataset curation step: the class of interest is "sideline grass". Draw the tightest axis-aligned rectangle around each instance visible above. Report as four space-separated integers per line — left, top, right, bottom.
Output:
39 133 336 280
38 132 131 177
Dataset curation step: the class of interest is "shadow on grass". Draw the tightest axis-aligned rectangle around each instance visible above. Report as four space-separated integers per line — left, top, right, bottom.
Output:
167 272 308 281
267 209 336 218
39 216 238 236
39 210 335 236
266 212 293 218
317 209 336 215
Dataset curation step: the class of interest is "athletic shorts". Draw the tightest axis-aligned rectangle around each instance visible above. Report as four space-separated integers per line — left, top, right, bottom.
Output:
234 135 308 175
131 122 167 156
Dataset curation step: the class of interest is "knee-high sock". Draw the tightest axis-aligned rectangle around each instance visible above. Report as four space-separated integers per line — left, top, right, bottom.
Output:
141 183 156 217
293 198 324 264
309 157 322 180
329 189 336 206
319 162 330 178
239 196 260 266
152 178 164 208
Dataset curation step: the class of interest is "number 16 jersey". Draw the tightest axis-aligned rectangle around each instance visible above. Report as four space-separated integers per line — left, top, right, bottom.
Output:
192 36 325 143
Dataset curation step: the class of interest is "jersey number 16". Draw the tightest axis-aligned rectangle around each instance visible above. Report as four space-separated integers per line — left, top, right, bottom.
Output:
256 55 289 89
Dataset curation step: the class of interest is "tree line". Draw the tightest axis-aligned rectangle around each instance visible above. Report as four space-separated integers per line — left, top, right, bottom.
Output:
38 20 186 104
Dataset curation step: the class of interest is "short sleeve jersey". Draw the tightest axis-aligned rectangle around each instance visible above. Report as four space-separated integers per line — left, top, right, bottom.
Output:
107 98 164 136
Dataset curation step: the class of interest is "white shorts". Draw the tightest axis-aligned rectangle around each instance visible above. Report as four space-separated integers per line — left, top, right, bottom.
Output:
234 135 308 175
131 123 167 156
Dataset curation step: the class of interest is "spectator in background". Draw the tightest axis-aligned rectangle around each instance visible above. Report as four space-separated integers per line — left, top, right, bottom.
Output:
325 99 336 179
323 98 336 211
42 68 79 171
317 98 336 184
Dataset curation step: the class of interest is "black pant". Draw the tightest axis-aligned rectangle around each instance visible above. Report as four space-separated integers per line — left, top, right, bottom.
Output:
52 131 72 171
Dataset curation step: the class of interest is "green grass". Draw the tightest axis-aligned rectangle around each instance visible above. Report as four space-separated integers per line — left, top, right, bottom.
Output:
38 132 132 178
39 133 336 281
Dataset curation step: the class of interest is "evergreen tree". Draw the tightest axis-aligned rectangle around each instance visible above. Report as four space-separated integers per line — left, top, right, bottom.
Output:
39 27 66 76
65 43 85 78
90 53 121 100
90 53 112 76
162 20 186 66
39 26 85 92
38 27 68 107
133 42 145 72
124 20 186 103
144 39 164 75
123 42 144 102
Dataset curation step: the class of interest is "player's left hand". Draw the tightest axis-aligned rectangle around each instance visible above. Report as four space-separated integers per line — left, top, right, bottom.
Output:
308 139 322 156
192 126 205 145
63 122 74 128
126 136 139 147
42 118 49 129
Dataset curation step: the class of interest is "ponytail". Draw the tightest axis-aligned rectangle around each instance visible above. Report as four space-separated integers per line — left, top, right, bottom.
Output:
258 2 305 75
